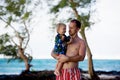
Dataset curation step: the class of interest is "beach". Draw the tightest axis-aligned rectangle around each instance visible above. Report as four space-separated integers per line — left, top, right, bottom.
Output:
0 59 120 80
0 70 120 80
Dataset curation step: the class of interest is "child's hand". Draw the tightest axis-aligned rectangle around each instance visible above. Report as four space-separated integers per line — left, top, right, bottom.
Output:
67 36 73 44
61 35 65 41
56 55 60 60
58 54 69 63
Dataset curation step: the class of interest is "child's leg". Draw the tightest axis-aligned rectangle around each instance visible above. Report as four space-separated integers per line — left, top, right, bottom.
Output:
54 61 59 75
54 61 63 76
55 61 59 70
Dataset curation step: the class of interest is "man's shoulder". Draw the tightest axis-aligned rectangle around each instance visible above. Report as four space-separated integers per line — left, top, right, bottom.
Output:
77 37 83 41
78 38 85 44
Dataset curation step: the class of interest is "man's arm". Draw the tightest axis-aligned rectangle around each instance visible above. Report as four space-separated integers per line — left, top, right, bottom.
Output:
59 40 86 62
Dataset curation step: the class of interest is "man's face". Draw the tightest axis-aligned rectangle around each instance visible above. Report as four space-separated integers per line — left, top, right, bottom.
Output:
69 22 79 36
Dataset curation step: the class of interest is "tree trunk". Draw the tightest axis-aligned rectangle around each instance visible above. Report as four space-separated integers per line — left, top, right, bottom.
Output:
80 30 100 80
69 0 99 79
18 47 30 71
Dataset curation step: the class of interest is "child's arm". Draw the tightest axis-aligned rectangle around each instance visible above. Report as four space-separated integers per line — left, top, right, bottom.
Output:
51 49 59 60
67 36 73 44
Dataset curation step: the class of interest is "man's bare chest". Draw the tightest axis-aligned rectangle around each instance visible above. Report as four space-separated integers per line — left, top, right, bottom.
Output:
66 42 80 56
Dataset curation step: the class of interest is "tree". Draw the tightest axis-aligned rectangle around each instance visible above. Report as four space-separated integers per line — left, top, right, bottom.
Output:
0 0 34 72
47 0 100 79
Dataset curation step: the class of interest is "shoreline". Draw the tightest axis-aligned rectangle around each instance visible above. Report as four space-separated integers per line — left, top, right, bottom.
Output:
82 70 120 80
0 70 120 80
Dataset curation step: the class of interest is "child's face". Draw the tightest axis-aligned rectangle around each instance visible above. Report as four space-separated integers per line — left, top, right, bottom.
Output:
58 25 66 35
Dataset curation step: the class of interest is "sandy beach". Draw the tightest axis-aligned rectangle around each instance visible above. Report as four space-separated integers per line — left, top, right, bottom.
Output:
0 70 120 80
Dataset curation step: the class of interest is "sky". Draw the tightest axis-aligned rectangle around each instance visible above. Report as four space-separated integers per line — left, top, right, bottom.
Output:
0 0 120 59
85 0 120 59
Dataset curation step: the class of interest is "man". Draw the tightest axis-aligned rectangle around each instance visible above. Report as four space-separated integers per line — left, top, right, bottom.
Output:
51 19 86 80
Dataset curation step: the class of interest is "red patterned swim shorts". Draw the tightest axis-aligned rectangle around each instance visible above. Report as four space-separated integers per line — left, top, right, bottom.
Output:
56 68 81 80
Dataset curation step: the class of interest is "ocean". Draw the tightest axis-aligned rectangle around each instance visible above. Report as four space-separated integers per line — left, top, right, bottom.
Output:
0 59 120 75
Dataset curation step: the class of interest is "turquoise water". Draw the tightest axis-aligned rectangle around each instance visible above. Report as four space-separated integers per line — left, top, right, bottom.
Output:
0 59 120 75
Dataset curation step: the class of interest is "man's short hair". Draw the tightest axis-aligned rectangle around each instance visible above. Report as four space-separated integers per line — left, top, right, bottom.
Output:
71 19 81 28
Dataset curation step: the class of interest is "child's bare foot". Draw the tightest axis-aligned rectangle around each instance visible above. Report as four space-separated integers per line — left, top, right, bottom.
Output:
54 70 60 76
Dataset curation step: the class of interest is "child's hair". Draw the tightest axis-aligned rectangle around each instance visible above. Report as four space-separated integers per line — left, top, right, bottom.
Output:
56 23 66 33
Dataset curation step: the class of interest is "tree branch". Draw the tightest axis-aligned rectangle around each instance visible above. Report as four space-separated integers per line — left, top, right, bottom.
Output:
10 37 18 47
23 21 30 50
0 17 18 33
0 17 24 48
69 0 79 18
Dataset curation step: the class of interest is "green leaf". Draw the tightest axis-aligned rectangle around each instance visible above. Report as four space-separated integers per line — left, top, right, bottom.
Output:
70 1 77 8
51 5 59 13
50 0 68 13
22 12 30 20
7 16 12 25
59 0 67 8
14 11 21 16
6 2 15 12
0 39 3 44
5 0 11 3
19 0 26 4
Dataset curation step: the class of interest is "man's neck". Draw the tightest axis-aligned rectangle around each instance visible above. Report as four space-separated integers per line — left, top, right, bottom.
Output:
71 34 78 39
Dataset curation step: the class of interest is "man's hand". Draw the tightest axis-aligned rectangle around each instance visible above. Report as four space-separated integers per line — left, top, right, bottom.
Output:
58 54 69 63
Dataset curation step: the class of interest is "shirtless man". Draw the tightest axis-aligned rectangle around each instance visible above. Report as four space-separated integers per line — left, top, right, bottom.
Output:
51 19 86 80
